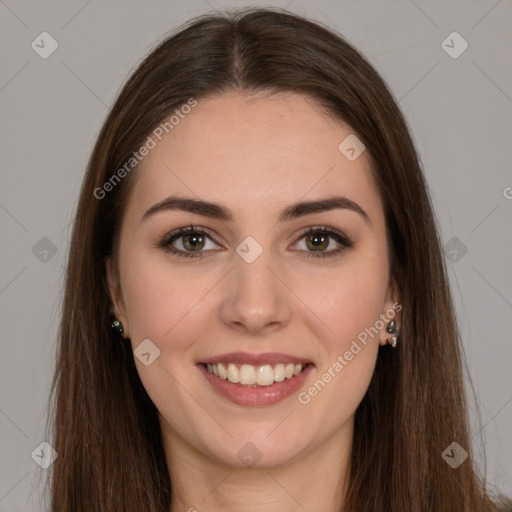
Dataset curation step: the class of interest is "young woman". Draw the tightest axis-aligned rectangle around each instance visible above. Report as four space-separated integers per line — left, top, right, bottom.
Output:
47 7 510 511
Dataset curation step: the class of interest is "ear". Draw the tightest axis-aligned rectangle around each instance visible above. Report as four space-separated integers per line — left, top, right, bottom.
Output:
105 257 129 337
378 277 402 347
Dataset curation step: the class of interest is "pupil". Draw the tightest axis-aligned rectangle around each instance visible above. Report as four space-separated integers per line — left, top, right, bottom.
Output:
309 233 327 250
185 234 204 251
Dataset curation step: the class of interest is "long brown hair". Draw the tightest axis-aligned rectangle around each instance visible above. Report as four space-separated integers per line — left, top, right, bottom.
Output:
46 7 509 511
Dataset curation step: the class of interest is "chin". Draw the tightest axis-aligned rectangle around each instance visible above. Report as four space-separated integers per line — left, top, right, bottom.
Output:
203 432 308 470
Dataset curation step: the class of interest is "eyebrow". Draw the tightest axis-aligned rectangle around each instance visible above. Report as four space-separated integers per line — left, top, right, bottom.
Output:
141 195 371 226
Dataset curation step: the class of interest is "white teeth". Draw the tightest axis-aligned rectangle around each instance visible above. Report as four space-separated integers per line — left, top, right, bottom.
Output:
227 363 239 383
274 363 286 382
205 362 307 386
256 364 275 386
218 363 227 379
239 364 256 385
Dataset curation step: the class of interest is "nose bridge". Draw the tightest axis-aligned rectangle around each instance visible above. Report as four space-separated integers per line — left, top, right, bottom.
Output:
236 240 276 292
219 236 291 334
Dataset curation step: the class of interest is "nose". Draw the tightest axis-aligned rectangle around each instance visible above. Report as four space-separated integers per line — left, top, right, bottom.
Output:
218 246 292 336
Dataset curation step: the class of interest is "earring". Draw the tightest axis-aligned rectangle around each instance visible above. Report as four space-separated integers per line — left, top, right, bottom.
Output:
386 319 399 348
111 319 128 340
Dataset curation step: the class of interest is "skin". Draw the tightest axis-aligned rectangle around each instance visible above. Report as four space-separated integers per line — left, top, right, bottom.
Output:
107 90 401 512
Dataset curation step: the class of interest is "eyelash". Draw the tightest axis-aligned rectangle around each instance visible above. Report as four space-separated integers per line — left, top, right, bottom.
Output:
157 224 353 260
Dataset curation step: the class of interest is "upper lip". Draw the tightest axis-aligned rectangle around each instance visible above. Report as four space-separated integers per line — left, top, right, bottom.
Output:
199 352 313 366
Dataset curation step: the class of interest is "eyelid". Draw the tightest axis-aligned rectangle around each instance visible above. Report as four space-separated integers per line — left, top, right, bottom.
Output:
291 225 353 255
158 224 353 258
293 224 349 241
158 224 221 250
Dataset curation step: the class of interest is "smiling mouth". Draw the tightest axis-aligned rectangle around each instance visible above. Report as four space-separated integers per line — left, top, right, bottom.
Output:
202 362 312 387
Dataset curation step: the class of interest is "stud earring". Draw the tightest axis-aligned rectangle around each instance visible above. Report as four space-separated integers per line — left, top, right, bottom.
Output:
111 319 128 340
386 319 399 348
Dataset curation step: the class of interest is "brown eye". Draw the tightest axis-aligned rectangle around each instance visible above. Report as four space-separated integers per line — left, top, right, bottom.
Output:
294 226 353 259
158 225 353 260
180 232 206 252
304 232 330 251
158 226 220 258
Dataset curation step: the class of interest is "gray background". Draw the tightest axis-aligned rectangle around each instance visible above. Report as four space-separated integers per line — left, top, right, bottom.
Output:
0 0 511 509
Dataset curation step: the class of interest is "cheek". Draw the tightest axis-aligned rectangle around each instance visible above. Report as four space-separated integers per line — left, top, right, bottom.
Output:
119 251 213 417
119 246 214 348
294 270 384 427
297 256 389 349
292 252 388 407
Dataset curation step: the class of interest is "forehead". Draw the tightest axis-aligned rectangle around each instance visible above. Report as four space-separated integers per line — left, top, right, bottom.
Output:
126 91 383 226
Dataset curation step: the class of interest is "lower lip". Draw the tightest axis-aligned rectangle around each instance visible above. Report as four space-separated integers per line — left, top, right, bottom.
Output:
198 363 314 406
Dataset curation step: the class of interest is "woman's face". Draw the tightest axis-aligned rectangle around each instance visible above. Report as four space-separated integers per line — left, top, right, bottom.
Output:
107 91 400 469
